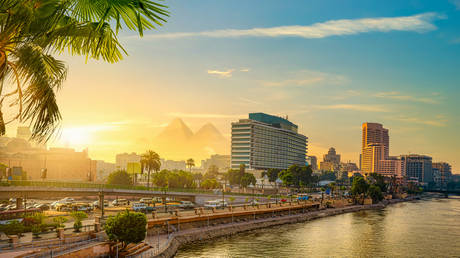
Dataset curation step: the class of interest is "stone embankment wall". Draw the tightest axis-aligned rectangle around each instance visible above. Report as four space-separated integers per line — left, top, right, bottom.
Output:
154 197 417 258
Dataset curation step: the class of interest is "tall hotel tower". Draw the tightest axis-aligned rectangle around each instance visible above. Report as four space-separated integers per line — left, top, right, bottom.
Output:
361 123 389 174
231 113 307 170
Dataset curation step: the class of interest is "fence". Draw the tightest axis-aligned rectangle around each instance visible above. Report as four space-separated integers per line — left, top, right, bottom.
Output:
127 232 175 258
0 180 268 197
23 235 105 258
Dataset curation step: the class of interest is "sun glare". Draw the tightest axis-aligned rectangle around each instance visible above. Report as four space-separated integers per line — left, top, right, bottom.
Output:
60 127 92 149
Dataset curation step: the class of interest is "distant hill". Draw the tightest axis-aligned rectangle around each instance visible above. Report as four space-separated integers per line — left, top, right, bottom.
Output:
153 118 229 161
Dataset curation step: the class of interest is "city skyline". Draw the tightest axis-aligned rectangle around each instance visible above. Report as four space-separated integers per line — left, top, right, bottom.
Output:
4 0 459 170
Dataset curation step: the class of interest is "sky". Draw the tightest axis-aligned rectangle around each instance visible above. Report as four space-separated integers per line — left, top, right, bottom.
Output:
7 0 460 171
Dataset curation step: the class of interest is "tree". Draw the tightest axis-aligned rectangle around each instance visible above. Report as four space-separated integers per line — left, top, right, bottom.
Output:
53 216 68 228
369 173 388 193
193 173 203 187
107 170 132 186
186 158 195 172
368 185 384 203
262 168 280 185
320 171 337 181
239 164 246 177
228 197 235 207
204 165 219 179
351 177 369 204
329 182 337 197
279 169 294 187
240 173 256 188
140 150 161 189
225 169 242 186
70 211 87 232
200 178 220 189
152 169 169 188
2 220 24 237
278 165 314 188
0 0 169 140
104 210 147 250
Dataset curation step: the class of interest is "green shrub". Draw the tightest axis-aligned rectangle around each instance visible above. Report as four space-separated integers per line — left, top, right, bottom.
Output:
104 210 147 250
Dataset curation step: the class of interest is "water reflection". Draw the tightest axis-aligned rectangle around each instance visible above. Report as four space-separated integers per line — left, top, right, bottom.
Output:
177 197 460 258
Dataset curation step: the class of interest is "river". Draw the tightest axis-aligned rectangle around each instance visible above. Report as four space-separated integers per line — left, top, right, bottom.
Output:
176 195 460 257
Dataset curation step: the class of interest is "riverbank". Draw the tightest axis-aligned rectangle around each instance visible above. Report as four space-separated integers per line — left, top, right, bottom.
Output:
150 196 419 258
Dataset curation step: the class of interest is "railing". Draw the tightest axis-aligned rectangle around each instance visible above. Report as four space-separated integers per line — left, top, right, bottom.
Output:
0 234 101 254
23 236 104 258
0 180 269 197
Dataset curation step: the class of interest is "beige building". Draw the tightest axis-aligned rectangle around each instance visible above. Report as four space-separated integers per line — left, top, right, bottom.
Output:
361 123 389 174
0 148 96 181
115 152 140 170
201 154 230 172
378 158 403 177
320 147 341 171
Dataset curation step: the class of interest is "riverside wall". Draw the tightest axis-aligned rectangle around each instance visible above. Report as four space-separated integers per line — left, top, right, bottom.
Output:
153 197 418 258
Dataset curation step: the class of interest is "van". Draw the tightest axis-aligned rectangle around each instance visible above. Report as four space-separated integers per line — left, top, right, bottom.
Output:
112 199 129 206
132 203 147 212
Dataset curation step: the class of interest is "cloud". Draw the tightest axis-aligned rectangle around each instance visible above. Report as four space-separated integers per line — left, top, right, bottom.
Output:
144 12 443 40
261 69 348 88
237 97 261 105
390 116 447 127
375 91 438 104
450 0 460 10
331 90 362 100
240 68 250 72
262 77 324 87
168 112 243 119
312 104 389 112
207 69 234 78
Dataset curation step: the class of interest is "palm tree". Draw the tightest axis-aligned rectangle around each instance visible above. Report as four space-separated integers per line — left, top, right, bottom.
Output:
140 150 161 190
186 158 195 172
0 0 168 141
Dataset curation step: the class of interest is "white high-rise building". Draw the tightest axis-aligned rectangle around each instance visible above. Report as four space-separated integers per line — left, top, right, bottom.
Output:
231 113 307 170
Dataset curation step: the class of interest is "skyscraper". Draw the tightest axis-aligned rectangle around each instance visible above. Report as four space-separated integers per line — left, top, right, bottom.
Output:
432 162 452 187
400 154 433 183
361 123 389 174
320 147 341 171
231 113 307 170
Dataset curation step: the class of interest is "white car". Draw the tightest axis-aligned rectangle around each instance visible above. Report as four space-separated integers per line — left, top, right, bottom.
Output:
60 197 74 204
204 200 228 209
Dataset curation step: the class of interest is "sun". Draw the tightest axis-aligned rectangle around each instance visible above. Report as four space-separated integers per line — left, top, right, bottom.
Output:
60 127 92 149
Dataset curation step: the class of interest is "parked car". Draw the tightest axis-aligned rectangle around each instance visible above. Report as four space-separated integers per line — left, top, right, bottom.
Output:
139 198 154 204
55 203 71 212
51 201 62 210
112 199 129 206
92 200 109 209
132 202 147 212
35 204 50 211
60 197 74 204
72 203 93 212
178 201 195 209
5 204 16 210
204 200 227 209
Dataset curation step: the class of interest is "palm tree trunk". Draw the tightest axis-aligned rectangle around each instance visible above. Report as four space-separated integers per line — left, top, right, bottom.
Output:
147 169 151 190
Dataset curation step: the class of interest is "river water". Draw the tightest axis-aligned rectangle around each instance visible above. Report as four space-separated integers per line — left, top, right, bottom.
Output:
176 195 460 257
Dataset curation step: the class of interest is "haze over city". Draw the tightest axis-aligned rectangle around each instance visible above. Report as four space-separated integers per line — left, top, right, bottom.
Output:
1 1 460 257
4 0 458 169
